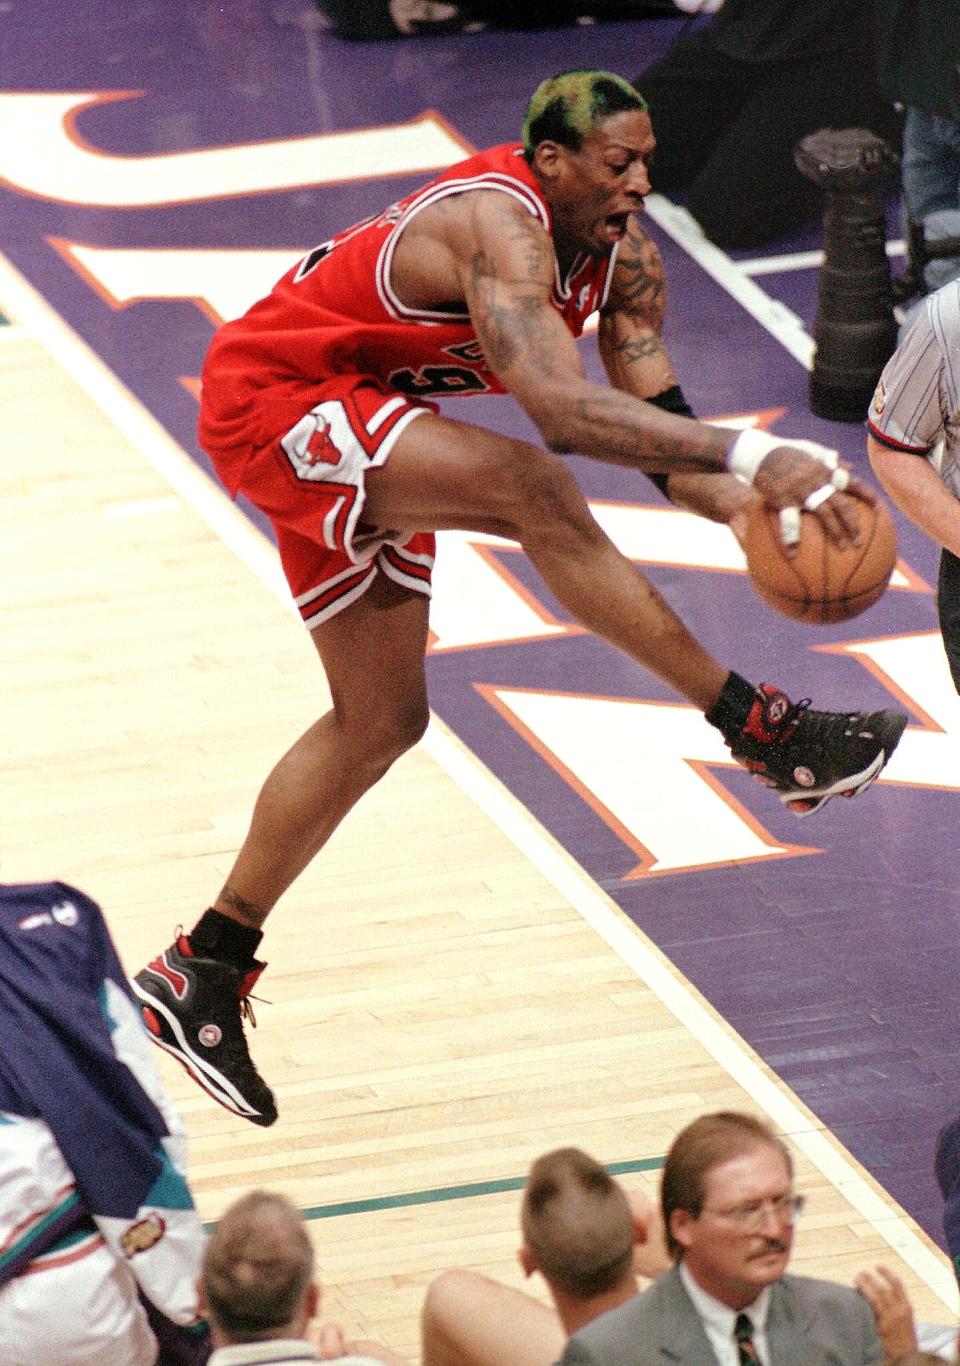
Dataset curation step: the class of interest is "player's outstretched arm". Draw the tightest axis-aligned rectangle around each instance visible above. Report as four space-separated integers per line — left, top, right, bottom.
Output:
458 194 730 475
458 196 869 547
598 218 757 531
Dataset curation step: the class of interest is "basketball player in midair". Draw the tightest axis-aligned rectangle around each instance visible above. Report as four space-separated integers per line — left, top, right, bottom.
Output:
134 72 907 1126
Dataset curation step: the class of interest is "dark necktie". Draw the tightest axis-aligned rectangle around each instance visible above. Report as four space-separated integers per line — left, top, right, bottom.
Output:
735 1312 762 1365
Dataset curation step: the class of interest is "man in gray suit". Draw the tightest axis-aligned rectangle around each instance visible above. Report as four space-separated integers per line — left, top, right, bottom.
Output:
560 1112 884 1366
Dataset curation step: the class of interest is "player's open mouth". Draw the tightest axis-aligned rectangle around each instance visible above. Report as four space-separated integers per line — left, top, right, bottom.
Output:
604 213 631 240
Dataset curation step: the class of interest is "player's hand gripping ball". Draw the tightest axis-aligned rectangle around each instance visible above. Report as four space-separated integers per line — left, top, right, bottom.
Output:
743 495 897 624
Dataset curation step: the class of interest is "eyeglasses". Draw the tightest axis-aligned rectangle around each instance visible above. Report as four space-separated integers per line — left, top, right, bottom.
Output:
700 1194 806 1231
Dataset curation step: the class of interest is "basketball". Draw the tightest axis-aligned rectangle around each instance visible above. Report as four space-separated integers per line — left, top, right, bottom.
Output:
742 496 897 624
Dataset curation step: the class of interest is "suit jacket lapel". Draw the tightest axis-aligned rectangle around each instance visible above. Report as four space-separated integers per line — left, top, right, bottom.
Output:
766 1277 816 1365
657 1266 723 1363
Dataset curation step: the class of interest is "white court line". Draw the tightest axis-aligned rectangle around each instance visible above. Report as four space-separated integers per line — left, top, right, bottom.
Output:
1 248 954 1311
0 254 292 613
737 239 907 278
642 194 816 369
644 195 908 375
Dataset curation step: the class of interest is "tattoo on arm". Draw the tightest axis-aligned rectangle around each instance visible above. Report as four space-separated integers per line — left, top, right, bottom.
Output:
503 209 551 282
608 332 666 367
610 219 666 322
570 386 728 469
597 220 672 374
468 213 558 378
469 247 518 368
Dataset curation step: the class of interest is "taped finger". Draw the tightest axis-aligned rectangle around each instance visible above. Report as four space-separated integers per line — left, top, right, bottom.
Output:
831 467 850 491
803 484 836 512
778 506 801 546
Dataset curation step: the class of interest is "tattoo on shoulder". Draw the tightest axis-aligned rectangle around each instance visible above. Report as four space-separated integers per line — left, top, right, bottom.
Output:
503 210 553 283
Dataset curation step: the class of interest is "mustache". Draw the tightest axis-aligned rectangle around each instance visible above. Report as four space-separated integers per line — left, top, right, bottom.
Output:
750 1238 789 1258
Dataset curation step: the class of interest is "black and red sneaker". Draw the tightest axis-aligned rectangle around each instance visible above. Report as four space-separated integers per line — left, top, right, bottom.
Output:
132 932 277 1126
727 684 908 816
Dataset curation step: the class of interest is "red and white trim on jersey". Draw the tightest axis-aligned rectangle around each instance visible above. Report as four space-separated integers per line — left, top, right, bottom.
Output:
376 169 550 324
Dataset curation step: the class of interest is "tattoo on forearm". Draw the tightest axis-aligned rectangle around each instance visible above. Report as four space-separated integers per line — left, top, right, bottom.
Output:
503 211 551 282
572 388 727 469
613 221 666 320
610 334 665 366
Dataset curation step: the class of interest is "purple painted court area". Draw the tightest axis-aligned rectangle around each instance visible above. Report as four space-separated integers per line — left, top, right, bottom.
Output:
3 2 957 1248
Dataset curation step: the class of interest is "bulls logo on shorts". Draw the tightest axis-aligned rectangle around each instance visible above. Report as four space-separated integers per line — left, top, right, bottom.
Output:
280 402 351 483
304 414 340 467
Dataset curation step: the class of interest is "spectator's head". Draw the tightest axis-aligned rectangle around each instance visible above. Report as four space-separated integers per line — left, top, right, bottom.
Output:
522 70 648 164
200 1190 318 1345
661 1112 798 1309
519 1147 635 1300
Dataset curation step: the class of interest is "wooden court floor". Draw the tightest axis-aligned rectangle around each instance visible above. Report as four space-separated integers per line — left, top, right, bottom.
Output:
1 313 957 1358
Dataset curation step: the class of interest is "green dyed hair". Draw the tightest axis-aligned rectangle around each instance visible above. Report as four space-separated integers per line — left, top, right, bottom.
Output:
522 70 648 162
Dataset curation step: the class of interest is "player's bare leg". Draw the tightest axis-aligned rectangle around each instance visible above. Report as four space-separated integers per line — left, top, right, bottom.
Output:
363 415 907 815
213 573 431 926
132 574 430 1126
207 416 733 934
364 415 730 708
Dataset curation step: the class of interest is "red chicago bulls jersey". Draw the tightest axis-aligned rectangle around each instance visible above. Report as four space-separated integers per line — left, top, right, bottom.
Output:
200 143 620 488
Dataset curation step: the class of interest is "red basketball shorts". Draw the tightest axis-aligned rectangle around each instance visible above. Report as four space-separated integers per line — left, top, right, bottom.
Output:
210 376 436 630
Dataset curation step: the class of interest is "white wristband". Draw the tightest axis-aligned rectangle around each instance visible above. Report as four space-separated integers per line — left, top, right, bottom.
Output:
725 432 842 485
725 429 784 485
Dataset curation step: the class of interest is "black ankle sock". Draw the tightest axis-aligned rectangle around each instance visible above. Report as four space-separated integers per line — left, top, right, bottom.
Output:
188 909 263 967
705 671 758 740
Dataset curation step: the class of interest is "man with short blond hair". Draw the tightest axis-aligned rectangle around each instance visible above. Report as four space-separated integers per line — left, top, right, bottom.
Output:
421 1147 668 1366
520 1147 638 1302
202 1191 316 1351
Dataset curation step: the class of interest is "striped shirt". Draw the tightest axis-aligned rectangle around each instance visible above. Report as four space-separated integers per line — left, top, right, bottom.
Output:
867 279 960 499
